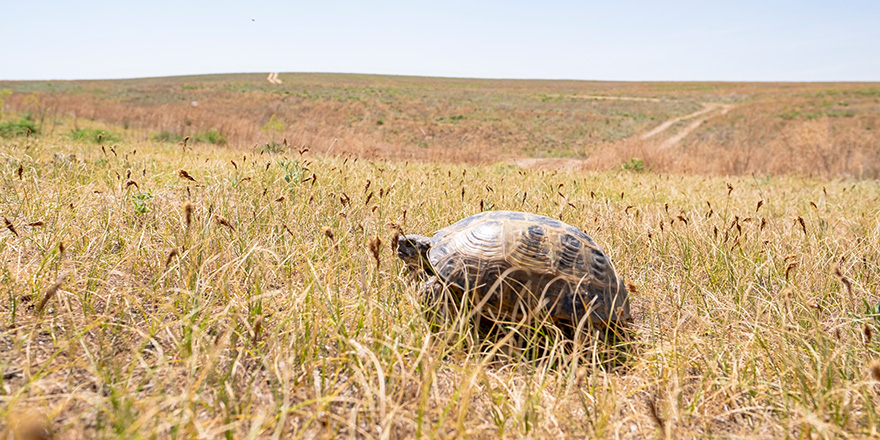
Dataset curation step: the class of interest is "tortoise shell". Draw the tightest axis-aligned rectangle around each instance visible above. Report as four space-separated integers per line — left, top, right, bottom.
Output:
427 211 631 326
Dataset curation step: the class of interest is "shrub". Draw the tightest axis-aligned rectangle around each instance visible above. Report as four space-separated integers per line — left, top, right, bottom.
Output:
69 128 120 144
194 130 227 145
151 130 184 143
260 114 285 144
151 130 226 145
621 157 646 172
0 118 39 138
257 142 287 154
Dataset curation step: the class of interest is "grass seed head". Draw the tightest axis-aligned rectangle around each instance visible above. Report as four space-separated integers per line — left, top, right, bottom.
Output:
178 169 197 182
6 408 52 440
870 359 880 382
183 202 193 227
4 217 19 237
387 223 403 251
282 223 294 236
785 262 798 280
832 264 853 295
214 215 235 231
369 236 382 269
37 272 68 313
165 248 178 268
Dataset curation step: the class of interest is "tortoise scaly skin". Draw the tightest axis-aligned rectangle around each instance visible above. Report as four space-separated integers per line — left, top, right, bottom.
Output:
397 211 631 333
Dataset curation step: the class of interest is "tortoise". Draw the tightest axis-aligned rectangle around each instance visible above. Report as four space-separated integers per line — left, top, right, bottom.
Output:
396 211 631 336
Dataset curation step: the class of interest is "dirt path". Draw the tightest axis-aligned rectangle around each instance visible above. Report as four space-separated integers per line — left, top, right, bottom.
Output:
508 97 735 170
267 72 282 84
640 103 719 140
657 103 733 149
566 95 662 102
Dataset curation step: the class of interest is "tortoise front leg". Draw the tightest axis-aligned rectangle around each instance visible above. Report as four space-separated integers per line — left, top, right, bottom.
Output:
419 276 447 326
420 276 443 307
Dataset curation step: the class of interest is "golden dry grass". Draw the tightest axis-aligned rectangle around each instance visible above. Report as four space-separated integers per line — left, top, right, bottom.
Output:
1 122 880 438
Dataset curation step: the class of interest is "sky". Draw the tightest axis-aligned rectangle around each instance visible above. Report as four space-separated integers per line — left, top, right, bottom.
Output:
3 0 879 82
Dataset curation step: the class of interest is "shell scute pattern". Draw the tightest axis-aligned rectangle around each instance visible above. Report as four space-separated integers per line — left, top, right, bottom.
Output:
556 233 585 273
504 222 554 274
430 218 506 290
425 211 631 325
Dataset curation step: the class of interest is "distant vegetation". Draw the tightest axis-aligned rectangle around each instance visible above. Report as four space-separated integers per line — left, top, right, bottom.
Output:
1 73 879 177
0 115 38 138
151 129 227 145
68 127 120 144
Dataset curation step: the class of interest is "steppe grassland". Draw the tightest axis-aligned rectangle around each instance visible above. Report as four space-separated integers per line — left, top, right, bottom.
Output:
3 74 880 177
1 127 880 438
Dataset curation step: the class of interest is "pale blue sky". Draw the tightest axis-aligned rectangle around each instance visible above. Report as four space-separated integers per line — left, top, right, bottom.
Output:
3 0 879 81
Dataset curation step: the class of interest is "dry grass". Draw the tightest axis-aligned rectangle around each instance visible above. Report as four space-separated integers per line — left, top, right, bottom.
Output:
3 74 879 177
1 125 880 438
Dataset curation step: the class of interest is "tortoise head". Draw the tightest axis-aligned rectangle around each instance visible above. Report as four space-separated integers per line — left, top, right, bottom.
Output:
397 234 433 274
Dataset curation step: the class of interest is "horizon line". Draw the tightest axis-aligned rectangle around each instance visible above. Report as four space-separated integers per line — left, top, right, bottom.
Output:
2 71 879 84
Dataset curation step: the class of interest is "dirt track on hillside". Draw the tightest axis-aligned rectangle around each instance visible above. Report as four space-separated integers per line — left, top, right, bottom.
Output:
510 98 735 170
